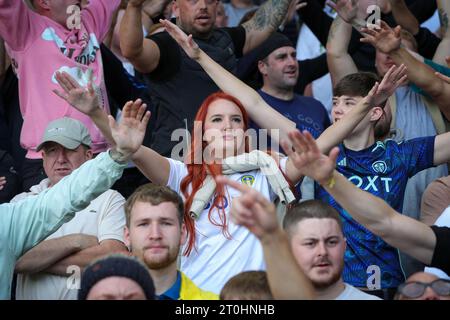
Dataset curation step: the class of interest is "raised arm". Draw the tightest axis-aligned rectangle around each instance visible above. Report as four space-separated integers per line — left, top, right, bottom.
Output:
5 103 149 256
315 64 407 154
388 0 419 35
0 0 35 50
433 0 450 65
325 0 359 86
361 21 450 121
216 176 315 300
54 71 115 146
240 0 293 54
160 19 296 142
286 130 437 266
53 72 171 185
120 0 161 73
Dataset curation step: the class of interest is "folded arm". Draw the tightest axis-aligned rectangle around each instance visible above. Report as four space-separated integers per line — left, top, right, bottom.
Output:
15 234 97 274
44 239 128 276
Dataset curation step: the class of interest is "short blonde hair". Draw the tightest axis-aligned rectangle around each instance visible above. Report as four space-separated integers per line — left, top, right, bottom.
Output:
220 271 273 300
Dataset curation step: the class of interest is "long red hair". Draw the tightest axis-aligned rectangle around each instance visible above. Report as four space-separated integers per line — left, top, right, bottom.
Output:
180 92 250 255
180 92 294 256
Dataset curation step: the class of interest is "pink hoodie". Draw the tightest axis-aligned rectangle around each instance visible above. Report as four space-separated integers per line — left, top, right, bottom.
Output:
0 0 120 158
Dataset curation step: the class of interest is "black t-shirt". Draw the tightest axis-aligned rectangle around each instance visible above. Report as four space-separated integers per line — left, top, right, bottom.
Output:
430 225 450 275
148 27 246 81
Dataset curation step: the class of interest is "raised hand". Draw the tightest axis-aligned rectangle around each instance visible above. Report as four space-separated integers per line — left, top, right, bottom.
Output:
368 63 408 107
215 175 279 240
108 99 151 156
360 20 402 54
326 0 358 23
53 71 100 116
142 0 172 18
159 19 201 60
281 0 307 28
282 130 339 185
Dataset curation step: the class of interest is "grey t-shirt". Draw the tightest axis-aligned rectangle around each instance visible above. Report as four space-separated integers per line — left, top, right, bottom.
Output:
394 85 448 277
394 86 448 221
335 284 382 300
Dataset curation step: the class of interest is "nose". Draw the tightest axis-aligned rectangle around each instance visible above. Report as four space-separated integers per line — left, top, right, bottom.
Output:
223 117 232 130
421 287 440 300
316 241 327 257
333 101 344 116
198 0 207 9
56 149 68 163
287 55 297 66
148 223 162 240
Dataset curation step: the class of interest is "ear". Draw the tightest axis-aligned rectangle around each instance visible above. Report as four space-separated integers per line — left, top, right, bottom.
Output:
369 106 384 122
36 0 51 10
258 60 268 76
124 226 131 249
172 0 179 18
85 149 93 160
180 223 188 246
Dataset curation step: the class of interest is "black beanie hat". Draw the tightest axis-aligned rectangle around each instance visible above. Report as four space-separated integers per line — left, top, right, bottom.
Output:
254 32 294 62
78 254 155 300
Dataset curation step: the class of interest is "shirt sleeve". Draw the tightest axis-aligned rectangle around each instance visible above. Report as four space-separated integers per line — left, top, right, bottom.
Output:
0 0 36 51
166 157 188 194
397 136 436 177
97 190 126 243
429 225 450 275
5 151 126 258
222 26 246 58
145 32 181 81
82 0 121 41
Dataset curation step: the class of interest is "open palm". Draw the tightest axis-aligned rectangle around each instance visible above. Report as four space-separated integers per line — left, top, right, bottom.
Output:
160 19 201 60
361 21 402 54
109 99 150 154
53 71 100 116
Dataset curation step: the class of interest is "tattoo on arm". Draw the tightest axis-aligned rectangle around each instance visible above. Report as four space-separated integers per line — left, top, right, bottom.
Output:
243 0 291 33
439 8 449 32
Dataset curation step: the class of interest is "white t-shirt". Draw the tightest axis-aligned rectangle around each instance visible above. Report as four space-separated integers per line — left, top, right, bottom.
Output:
13 179 126 300
335 284 382 300
166 157 287 294
424 206 450 279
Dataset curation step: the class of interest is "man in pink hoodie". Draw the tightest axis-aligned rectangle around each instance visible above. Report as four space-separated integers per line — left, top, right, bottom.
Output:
0 0 120 188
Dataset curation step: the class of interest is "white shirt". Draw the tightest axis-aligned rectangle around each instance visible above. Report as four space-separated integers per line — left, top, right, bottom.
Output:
424 206 450 279
335 284 382 300
166 157 287 294
12 179 126 300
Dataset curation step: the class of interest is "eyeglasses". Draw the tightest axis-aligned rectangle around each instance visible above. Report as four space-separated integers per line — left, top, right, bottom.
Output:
397 279 450 299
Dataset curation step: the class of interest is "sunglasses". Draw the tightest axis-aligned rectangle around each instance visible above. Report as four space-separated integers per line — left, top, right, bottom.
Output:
397 279 450 299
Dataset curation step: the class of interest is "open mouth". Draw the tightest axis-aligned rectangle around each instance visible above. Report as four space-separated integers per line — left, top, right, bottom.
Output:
196 15 210 23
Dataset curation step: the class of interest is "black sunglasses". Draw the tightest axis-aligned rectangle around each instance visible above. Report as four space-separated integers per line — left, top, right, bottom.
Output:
397 279 450 299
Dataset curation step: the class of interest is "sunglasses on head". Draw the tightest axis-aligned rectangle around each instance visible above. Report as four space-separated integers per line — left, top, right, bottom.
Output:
397 279 450 299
